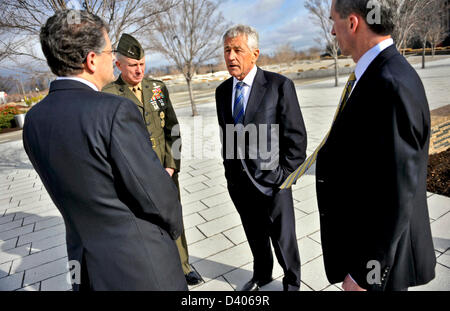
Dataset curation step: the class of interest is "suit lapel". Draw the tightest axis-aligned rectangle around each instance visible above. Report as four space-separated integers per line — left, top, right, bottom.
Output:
142 80 153 106
244 67 267 126
333 45 399 125
221 78 234 125
345 45 398 110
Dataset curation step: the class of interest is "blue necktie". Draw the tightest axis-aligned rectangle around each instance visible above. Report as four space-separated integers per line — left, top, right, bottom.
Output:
233 82 245 124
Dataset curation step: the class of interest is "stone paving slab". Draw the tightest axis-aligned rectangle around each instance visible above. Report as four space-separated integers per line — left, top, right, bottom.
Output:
1 58 449 291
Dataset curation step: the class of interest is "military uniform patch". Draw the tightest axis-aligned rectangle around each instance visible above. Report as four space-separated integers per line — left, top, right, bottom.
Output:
150 100 159 110
151 87 165 101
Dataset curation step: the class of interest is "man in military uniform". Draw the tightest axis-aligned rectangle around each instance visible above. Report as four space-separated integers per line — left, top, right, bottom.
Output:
103 34 202 285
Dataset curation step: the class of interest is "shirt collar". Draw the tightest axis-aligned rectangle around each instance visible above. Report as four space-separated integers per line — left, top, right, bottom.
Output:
127 81 142 91
56 76 99 91
355 38 394 81
233 65 258 89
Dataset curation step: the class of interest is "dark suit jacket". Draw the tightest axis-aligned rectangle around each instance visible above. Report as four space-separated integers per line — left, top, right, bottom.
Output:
216 67 307 196
316 45 436 291
23 80 187 291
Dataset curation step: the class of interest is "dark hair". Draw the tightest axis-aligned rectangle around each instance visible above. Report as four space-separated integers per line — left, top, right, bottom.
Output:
40 10 109 77
335 0 395 36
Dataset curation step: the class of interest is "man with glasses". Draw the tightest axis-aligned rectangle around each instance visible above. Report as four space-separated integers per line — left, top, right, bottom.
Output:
23 10 187 291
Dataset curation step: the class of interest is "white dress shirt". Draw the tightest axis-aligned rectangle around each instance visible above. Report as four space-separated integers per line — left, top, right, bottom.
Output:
350 38 394 95
231 65 258 115
55 76 99 91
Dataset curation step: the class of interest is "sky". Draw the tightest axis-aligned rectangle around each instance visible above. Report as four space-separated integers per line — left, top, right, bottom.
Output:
220 0 321 53
0 0 325 77
148 0 324 69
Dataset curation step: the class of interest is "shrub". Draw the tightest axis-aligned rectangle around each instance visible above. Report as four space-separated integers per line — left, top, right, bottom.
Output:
24 95 44 107
0 106 26 130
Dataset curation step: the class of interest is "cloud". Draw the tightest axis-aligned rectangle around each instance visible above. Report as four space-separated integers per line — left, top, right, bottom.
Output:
218 0 323 54
220 0 286 28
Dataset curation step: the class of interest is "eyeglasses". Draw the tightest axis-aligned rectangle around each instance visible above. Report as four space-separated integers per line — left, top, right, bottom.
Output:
100 49 117 56
82 49 117 63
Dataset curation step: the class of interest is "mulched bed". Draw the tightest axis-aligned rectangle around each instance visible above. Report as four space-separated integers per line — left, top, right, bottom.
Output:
0 127 22 134
427 148 450 197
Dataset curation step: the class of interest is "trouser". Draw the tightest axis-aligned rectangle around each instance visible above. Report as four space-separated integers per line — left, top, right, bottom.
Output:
175 230 191 274
226 169 301 290
172 172 192 275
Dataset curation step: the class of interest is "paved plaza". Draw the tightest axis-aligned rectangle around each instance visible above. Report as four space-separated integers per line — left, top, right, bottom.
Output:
0 57 449 291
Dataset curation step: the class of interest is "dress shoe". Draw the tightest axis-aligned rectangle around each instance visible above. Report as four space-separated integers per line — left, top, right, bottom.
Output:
239 278 273 291
185 270 202 285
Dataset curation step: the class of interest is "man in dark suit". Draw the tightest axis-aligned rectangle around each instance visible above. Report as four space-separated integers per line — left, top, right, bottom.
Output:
23 10 187 291
315 0 436 291
216 25 307 291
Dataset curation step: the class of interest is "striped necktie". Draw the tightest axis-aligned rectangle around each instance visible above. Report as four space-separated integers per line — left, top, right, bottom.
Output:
233 82 245 124
280 72 357 189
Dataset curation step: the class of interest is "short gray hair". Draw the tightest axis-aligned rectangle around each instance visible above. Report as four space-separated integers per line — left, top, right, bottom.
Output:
40 10 109 77
335 0 394 35
223 25 259 50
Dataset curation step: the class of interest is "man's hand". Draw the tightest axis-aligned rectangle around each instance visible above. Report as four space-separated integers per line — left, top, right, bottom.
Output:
165 168 175 177
342 274 366 291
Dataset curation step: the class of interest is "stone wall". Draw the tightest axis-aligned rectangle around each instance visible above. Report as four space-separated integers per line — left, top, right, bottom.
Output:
430 105 450 154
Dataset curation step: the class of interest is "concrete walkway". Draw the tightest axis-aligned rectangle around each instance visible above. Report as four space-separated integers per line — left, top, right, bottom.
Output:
0 58 449 291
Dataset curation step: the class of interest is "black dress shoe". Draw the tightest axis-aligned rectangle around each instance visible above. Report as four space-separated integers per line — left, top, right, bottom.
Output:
239 278 273 291
185 270 202 285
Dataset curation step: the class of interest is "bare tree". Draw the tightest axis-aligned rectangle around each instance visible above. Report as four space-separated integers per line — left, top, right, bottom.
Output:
415 0 435 68
428 0 449 57
384 0 444 54
273 44 297 64
388 0 423 52
0 75 16 93
305 0 340 87
414 0 448 68
150 0 228 116
0 0 179 73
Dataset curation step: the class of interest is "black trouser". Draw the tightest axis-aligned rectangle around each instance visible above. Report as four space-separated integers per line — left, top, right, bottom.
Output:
227 168 301 290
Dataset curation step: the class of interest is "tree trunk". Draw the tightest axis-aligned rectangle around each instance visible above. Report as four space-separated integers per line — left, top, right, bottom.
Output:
334 55 339 87
422 41 426 69
431 43 436 58
186 78 198 116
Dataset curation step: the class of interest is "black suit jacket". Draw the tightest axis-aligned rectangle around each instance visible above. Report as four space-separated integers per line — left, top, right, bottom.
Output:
316 45 436 291
23 80 187 291
216 67 307 195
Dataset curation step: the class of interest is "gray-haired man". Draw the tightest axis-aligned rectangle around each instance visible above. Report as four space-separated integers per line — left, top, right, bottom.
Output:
215 25 307 291
23 10 187 291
